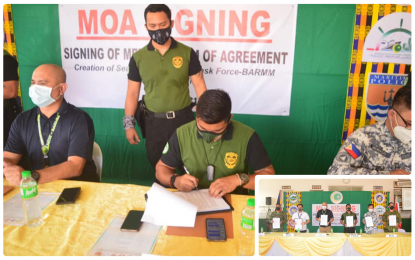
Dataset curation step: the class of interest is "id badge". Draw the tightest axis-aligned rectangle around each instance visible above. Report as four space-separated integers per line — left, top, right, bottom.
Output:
207 165 215 181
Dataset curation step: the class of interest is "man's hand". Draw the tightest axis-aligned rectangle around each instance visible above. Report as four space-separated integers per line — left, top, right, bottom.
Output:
209 174 239 198
280 221 282 224
175 174 199 192
316 218 321 221
3 165 25 186
390 169 411 175
126 128 140 144
301 222 306 225
271 220 274 224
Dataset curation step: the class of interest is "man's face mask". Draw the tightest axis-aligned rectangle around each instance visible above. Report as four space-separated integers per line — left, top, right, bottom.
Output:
29 84 61 108
390 109 411 144
347 207 351 211
389 205 394 210
298 207 303 212
147 26 171 45
197 119 230 144
322 206 327 210
369 209 374 212
276 207 280 211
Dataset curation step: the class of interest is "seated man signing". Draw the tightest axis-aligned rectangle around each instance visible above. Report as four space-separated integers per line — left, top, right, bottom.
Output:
3 64 99 185
155 89 275 197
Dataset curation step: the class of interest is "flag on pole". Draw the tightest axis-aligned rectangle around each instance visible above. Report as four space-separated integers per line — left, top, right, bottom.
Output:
395 194 402 229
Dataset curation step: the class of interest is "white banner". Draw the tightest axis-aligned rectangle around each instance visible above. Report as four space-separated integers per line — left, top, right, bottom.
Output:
311 204 360 227
402 188 411 210
58 4 297 115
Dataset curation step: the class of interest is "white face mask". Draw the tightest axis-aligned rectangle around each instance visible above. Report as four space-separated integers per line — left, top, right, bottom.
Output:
29 84 61 108
322 206 327 210
390 112 411 144
369 209 374 212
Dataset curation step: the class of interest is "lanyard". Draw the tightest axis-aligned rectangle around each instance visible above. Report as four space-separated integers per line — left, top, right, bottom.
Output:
37 113 60 166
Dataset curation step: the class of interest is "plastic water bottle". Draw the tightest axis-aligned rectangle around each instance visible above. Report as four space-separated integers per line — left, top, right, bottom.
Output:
20 171 43 227
239 198 255 256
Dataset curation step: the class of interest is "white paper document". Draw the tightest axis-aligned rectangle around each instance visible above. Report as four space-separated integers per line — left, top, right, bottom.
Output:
346 216 354 227
389 215 397 227
142 183 197 227
3 192 59 226
87 215 161 256
365 217 374 227
294 219 302 230
174 189 231 213
320 215 328 226
273 218 280 229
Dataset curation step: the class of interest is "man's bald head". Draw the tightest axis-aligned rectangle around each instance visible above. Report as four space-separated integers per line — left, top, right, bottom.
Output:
34 64 66 84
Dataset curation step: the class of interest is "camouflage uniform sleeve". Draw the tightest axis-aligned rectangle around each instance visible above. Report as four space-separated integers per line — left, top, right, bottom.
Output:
267 212 273 223
327 129 379 175
282 213 287 224
397 212 402 224
382 212 388 223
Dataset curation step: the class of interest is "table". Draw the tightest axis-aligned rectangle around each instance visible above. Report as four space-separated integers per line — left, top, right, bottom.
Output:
3 180 253 256
259 232 412 256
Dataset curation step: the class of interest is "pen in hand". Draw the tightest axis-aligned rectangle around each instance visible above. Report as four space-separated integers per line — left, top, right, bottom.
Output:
183 166 198 190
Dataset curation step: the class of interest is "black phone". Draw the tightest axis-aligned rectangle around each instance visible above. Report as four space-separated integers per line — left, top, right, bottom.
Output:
206 218 227 241
120 210 144 232
56 187 81 205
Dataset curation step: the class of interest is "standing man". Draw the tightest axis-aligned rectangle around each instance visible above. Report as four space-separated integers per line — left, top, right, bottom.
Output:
290 204 310 232
340 204 358 233
382 202 402 232
268 203 287 232
315 202 334 233
124 4 207 179
3 50 22 147
362 204 382 235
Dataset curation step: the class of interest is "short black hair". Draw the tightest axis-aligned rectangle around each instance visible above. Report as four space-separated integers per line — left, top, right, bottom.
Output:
144 4 171 23
297 204 303 207
392 85 411 110
346 204 351 207
196 89 232 124
389 202 394 206
368 203 374 207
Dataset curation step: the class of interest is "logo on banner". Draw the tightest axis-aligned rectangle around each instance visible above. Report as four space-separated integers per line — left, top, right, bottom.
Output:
363 12 411 64
172 56 183 68
365 73 406 121
374 193 385 204
330 192 343 204
289 205 298 216
375 205 386 215
288 193 299 204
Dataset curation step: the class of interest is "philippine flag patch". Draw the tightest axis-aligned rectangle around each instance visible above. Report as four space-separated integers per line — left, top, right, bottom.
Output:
344 144 361 159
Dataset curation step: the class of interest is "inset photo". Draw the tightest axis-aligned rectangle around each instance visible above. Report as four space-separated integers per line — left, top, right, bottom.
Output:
257 178 411 256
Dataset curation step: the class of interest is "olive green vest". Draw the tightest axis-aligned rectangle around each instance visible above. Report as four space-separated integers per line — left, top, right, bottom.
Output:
176 120 255 189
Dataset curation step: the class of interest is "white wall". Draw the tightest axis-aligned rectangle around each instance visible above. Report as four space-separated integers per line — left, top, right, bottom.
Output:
257 179 399 208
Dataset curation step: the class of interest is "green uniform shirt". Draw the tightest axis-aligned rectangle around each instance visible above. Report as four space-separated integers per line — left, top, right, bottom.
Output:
160 120 272 190
268 211 287 232
128 37 202 113
341 211 357 227
382 210 402 232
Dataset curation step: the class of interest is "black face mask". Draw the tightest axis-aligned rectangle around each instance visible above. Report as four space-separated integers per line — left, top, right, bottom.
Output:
148 27 171 45
389 206 394 210
276 207 280 211
196 119 231 144
347 207 351 211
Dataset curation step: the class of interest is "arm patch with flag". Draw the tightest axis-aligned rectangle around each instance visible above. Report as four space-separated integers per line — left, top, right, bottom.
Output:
344 144 361 159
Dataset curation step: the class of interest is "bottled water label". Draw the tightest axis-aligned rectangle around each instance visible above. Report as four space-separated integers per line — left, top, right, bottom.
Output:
21 186 38 199
241 216 254 230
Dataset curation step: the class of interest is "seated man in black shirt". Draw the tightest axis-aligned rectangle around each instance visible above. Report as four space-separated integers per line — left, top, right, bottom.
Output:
3 64 99 185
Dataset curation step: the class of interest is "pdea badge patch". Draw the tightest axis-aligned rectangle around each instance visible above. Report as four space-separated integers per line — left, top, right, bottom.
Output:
172 56 183 68
224 152 238 169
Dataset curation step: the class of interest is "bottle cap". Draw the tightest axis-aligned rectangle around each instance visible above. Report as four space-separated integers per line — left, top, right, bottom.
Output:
247 198 255 207
22 171 31 178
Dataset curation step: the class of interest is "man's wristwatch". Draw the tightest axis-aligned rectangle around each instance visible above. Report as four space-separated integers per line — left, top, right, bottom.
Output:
31 171 40 182
236 173 249 187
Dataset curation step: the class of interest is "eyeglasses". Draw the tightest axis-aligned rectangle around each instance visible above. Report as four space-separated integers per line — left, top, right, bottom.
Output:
393 108 411 130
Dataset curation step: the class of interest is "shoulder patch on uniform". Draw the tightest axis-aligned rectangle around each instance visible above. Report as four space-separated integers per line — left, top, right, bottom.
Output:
344 144 361 159
162 143 169 154
401 152 411 160
335 151 351 165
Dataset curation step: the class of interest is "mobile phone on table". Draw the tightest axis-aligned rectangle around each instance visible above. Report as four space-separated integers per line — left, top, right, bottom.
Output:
206 218 227 241
120 210 144 232
56 187 81 205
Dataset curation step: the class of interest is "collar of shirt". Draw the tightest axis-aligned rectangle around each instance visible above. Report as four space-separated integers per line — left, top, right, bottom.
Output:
147 37 178 51
196 121 234 141
37 98 69 119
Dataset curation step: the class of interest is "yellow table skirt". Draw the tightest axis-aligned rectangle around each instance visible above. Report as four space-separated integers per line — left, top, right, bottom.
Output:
3 180 253 256
259 232 412 256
